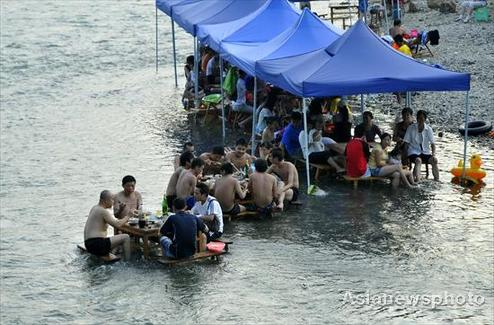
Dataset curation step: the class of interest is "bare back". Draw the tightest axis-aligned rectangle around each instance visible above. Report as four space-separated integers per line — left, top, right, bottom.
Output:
166 167 184 196
84 205 118 240
271 161 299 189
176 170 196 199
214 175 241 211
249 172 277 208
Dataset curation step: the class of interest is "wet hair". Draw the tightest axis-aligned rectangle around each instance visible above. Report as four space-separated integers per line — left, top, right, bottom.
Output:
191 158 205 169
363 111 374 119
236 138 248 147
173 197 186 210
254 159 268 172
122 175 136 186
212 146 225 156
380 132 391 141
183 142 194 150
100 190 112 201
179 151 194 167
401 107 413 116
196 182 210 196
186 55 194 65
271 148 284 161
393 19 401 26
220 162 234 175
393 34 404 44
291 111 302 121
417 110 428 119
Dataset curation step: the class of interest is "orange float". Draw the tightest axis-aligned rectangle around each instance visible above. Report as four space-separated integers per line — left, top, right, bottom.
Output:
450 154 487 184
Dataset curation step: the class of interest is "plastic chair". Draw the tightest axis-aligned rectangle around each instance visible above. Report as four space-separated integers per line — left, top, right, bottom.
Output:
474 7 490 22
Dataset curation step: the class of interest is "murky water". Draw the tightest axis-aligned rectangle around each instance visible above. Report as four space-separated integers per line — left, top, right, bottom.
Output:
1 1 493 324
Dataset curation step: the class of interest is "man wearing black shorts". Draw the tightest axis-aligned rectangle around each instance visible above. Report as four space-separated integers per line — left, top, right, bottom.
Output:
84 190 132 260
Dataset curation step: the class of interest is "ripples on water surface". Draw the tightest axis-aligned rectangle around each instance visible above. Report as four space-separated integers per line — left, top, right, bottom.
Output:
1 1 493 324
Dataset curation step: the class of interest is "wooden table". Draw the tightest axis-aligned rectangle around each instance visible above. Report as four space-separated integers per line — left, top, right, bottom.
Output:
327 4 359 29
117 223 160 259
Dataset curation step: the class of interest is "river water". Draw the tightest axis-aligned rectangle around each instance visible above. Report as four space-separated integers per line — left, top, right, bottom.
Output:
1 1 493 324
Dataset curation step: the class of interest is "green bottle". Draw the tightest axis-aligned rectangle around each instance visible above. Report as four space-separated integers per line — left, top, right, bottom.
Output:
244 163 249 179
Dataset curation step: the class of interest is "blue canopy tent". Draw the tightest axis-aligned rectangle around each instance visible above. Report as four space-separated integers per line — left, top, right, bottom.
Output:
302 20 470 96
221 9 341 77
197 0 300 53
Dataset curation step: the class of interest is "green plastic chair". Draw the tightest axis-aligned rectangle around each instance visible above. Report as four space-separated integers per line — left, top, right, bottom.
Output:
202 93 223 105
474 7 490 22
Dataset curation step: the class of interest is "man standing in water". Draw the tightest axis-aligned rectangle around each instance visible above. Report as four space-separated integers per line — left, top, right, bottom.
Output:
113 175 142 219
84 190 131 260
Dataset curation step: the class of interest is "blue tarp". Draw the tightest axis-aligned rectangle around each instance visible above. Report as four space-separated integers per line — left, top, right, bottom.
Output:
221 9 341 77
197 0 299 52
166 0 269 36
300 20 470 96
155 0 198 16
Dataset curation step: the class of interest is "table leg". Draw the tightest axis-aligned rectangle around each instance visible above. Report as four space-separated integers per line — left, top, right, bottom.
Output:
143 235 149 258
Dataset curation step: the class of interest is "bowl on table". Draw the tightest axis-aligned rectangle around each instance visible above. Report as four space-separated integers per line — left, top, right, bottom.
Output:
128 217 139 225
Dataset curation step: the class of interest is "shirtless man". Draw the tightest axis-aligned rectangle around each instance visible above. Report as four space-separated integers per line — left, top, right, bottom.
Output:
173 142 194 170
214 162 247 216
84 190 131 260
165 151 194 211
113 175 142 219
226 138 254 172
268 148 300 210
199 146 225 175
248 159 278 216
176 158 205 209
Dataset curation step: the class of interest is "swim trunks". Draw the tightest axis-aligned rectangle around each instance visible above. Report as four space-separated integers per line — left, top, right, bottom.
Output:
85 237 111 256
224 203 241 216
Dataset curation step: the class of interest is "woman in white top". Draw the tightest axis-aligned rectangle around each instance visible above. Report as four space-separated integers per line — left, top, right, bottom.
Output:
299 117 345 173
256 92 277 134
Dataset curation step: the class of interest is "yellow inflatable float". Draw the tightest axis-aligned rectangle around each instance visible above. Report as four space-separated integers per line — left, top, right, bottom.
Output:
450 154 487 184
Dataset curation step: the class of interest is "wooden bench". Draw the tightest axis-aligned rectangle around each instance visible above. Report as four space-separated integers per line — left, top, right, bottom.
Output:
296 159 334 181
321 4 359 29
224 210 259 222
343 175 387 189
77 244 121 263
157 239 231 266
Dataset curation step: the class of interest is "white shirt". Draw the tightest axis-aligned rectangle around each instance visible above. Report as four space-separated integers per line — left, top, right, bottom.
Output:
299 128 326 159
206 57 216 77
403 123 435 156
256 107 275 134
191 195 223 233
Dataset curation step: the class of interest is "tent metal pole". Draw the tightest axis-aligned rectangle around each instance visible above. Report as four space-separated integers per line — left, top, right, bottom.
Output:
302 98 311 193
172 19 178 87
360 94 365 115
155 5 158 73
251 77 257 156
193 37 199 109
383 0 389 35
461 91 470 182
220 56 226 144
